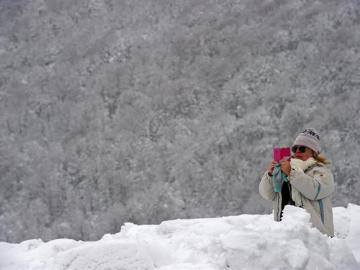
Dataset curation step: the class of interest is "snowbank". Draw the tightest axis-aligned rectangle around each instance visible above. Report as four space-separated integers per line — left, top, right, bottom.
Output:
0 204 359 270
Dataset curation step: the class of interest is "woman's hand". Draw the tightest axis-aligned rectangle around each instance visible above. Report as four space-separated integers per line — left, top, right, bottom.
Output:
267 160 277 176
280 159 291 176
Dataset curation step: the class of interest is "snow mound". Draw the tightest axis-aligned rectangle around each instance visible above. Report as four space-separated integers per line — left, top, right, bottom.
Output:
1 204 359 270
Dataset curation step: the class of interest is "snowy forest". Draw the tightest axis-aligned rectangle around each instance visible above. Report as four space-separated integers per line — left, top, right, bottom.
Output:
0 0 360 243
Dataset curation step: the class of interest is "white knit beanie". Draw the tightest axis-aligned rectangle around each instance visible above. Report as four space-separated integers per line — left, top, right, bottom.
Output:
293 128 321 154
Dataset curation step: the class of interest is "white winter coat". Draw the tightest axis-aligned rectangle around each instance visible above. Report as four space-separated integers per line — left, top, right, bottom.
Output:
259 162 335 237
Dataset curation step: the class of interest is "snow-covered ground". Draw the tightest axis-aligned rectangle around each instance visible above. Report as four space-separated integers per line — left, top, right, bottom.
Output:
0 204 359 270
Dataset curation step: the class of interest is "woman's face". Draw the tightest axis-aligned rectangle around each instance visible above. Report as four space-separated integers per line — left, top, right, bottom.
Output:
292 145 314 161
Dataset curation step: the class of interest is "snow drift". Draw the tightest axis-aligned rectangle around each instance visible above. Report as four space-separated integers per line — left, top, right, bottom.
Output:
1 204 359 270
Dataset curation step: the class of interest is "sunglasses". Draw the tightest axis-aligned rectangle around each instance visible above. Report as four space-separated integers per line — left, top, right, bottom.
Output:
292 145 307 153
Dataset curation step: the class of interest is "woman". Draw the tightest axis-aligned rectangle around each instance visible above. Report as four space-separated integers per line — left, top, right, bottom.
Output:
259 128 335 237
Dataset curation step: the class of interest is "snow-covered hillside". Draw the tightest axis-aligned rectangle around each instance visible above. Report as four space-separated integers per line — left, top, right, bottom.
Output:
1 204 359 270
1 0 360 243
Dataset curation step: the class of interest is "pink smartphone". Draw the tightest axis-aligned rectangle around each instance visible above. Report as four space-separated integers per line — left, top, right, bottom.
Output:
273 147 291 162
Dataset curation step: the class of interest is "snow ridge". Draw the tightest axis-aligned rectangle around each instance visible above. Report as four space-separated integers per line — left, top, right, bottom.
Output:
1 204 359 270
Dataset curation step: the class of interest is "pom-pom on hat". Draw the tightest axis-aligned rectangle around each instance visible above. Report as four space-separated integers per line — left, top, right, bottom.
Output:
293 128 321 153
